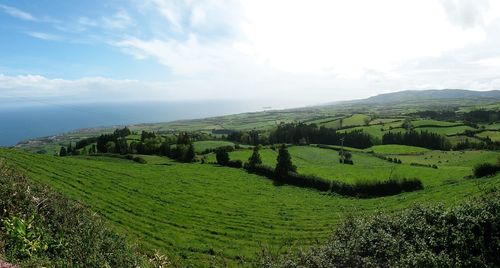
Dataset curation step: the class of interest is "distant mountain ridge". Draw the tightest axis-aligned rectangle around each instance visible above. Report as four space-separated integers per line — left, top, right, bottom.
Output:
359 89 500 104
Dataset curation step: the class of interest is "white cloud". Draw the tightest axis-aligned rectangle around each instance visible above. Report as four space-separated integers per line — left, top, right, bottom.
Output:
3 0 500 106
101 10 134 29
0 4 36 21
472 56 500 67
440 0 491 29
26 32 63 41
118 1 499 78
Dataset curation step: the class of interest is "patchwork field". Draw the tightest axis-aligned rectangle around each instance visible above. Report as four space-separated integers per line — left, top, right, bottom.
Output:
476 130 500 142
1 148 498 266
192 140 235 153
207 145 498 184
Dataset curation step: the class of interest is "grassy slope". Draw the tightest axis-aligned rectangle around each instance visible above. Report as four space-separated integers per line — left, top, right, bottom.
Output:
1 148 499 266
366 145 430 154
476 130 500 142
410 119 462 127
209 146 499 184
192 140 234 153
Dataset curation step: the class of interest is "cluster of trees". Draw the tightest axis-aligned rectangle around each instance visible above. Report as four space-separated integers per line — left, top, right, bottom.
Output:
267 123 374 149
454 137 500 151
95 127 132 154
60 128 196 163
464 109 499 123
382 130 451 150
410 109 499 124
157 133 195 163
227 130 268 145
60 142 97 156
409 110 457 121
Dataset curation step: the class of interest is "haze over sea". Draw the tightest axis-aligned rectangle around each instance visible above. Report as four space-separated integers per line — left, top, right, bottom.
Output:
0 100 281 147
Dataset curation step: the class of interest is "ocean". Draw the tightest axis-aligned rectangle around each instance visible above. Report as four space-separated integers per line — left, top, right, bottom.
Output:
0 100 272 146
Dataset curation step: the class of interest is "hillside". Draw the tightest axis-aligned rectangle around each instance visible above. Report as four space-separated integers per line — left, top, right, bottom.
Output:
361 89 500 104
1 148 499 266
1 88 500 266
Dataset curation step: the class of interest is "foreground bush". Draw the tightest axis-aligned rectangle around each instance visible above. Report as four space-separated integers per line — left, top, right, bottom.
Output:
258 189 500 267
473 163 500 178
0 160 144 267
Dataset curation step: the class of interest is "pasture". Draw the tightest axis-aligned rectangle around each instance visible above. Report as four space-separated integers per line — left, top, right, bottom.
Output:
1 148 498 266
208 145 497 185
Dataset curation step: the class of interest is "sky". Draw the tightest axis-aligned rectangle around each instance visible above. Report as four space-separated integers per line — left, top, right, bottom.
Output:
1 0 500 108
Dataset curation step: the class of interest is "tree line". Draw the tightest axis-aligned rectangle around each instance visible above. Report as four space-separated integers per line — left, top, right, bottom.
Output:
382 130 451 150
265 123 373 149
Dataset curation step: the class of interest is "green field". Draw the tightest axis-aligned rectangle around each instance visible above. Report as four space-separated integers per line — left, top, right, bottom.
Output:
208 146 497 184
447 135 484 145
320 114 371 129
192 140 235 153
369 118 402 125
416 125 475 136
411 119 462 127
476 130 500 142
2 148 499 266
341 124 404 139
366 145 430 154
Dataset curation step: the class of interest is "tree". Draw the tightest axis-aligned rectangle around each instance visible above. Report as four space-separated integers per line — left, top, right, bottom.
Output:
176 132 190 145
247 145 262 169
67 143 73 155
275 144 296 180
159 141 171 157
185 143 196 162
116 138 128 155
106 141 116 153
216 148 229 166
59 146 67 157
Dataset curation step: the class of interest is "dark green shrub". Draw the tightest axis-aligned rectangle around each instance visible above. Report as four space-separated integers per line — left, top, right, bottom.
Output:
246 145 263 170
244 164 275 178
286 172 331 192
352 178 423 197
215 148 230 166
473 163 499 178
227 160 243 168
133 156 147 164
275 145 296 180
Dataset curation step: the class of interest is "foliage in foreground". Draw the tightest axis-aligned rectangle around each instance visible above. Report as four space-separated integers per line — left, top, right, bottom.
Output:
0 160 145 267
258 189 500 267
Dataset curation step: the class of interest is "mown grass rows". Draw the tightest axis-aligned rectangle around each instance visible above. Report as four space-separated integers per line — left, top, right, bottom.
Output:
1 148 499 266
